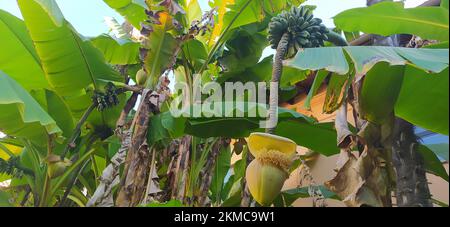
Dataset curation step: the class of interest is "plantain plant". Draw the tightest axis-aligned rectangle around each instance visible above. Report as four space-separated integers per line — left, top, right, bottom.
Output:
0 0 448 207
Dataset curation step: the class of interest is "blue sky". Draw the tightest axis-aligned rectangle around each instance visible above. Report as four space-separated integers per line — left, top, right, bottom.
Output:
0 0 427 37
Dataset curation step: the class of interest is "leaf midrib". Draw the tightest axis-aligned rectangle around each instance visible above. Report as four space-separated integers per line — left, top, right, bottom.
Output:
69 29 106 125
147 19 171 88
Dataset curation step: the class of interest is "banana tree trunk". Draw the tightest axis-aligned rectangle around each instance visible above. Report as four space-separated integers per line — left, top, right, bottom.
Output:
196 138 230 207
364 0 433 207
169 136 192 202
392 119 433 207
116 90 158 207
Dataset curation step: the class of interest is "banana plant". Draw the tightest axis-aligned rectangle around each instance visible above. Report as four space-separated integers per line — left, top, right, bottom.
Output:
0 0 448 208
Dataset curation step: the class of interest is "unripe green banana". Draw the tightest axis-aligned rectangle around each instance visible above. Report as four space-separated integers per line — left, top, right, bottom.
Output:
45 154 72 179
136 69 148 86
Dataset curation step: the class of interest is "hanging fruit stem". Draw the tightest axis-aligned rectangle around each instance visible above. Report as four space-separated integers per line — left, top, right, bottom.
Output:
267 32 290 134
326 30 350 47
60 103 97 160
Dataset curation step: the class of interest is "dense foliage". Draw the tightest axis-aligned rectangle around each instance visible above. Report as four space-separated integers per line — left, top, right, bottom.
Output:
0 0 448 207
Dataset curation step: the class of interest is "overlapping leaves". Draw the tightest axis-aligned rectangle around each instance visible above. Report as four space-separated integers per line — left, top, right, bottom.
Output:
285 46 449 134
17 0 124 128
0 71 62 144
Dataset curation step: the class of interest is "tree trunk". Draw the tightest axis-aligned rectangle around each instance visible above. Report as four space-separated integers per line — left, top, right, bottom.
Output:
169 136 192 202
116 90 158 207
392 119 433 207
365 0 433 207
196 139 230 207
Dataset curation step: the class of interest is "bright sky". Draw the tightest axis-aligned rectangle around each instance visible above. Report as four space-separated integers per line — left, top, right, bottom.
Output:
0 0 429 37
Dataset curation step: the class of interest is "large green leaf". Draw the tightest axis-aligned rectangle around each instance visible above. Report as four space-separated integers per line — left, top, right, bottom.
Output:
209 0 237 46
285 47 350 75
0 191 12 207
418 145 449 182
273 186 339 207
210 146 232 203
426 143 449 161
219 55 309 89
0 10 48 91
275 121 339 156
344 46 406 75
182 103 340 156
443 0 449 10
0 71 62 144
334 2 449 42
222 0 303 33
219 29 268 72
396 67 449 135
147 114 171 146
91 34 140 65
286 46 449 134
17 0 124 127
182 39 208 71
285 46 448 76
360 63 404 124
304 71 328 110
103 0 147 29
30 89 75 139
223 0 265 34
209 0 297 46
143 12 178 88
185 0 202 26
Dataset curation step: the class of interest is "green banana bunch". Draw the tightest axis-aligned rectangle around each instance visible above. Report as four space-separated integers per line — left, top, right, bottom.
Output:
92 82 120 112
268 6 329 57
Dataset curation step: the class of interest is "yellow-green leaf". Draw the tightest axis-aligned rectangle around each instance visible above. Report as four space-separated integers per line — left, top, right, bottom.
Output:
0 71 62 144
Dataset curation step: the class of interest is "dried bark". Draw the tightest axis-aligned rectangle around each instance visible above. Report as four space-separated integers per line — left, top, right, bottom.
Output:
167 136 192 202
116 90 158 207
87 92 139 207
116 92 139 129
143 148 163 204
196 139 231 207
87 130 131 207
